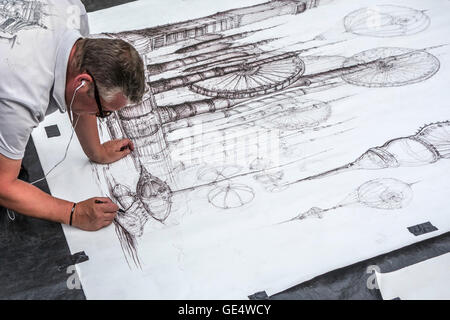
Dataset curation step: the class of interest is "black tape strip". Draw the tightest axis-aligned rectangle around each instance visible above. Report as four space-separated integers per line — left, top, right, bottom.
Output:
407 222 438 236
56 251 89 271
44 125 61 138
248 291 269 300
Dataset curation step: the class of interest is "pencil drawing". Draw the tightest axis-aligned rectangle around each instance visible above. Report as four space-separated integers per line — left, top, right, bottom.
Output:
188 53 305 99
258 98 332 131
341 47 440 87
195 165 255 209
173 27 277 55
344 5 430 38
208 183 255 209
161 87 345 143
280 178 415 223
100 146 330 267
197 165 243 182
101 163 173 268
103 0 322 55
286 121 450 186
248 158 288 192
151 51 306 96
147 38 276 75
313 5 430 43
254 170 288 193
88 0 447 267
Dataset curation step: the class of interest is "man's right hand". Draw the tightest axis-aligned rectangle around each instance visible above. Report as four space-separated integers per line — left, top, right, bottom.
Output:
72 197 119 231
0 154 120 231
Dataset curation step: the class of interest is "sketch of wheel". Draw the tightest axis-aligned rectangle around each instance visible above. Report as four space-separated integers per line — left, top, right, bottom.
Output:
208 183 255 209
342 47 440 87
197 165 242 182
344 5 430 38
356 178 414 210
282 178 414 224
415 121 450 159
260 99 331 131
190 56 305 99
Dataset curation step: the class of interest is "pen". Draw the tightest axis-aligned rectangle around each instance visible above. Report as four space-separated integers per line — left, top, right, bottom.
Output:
95 199 126 213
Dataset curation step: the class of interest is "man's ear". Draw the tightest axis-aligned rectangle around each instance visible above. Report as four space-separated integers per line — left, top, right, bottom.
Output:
74 73 92 92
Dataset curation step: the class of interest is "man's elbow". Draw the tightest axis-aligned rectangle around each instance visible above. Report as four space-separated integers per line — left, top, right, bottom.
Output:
0 176 19 205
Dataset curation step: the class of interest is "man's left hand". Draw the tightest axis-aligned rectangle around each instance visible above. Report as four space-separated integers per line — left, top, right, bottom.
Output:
97 139 134 164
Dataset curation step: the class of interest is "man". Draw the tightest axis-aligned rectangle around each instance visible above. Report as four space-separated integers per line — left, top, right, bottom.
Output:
0 0 146 231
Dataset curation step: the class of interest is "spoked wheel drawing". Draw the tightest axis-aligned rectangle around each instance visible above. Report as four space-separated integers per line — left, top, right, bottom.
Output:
190 56 305 98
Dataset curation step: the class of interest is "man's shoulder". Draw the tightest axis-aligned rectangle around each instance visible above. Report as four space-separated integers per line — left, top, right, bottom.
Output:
45 0 89 37
0 0 70 52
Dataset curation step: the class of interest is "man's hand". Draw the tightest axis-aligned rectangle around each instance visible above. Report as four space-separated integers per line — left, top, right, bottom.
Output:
72 197 119 231
98 138 134 164
0 153 114 230
72 114 134 164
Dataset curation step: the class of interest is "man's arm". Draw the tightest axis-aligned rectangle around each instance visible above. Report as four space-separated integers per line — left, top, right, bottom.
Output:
0 153 118 230
0 154 73 224
73 114 134 164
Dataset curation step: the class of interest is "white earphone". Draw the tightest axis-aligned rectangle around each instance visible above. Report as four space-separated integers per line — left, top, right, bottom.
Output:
75 80 86 92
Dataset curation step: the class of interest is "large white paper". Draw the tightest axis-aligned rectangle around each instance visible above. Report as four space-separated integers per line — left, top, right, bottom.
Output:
376 253 450 300
32 0 450 299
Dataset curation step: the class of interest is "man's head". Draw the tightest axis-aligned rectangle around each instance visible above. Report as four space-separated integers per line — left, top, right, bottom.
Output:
66 38 146 117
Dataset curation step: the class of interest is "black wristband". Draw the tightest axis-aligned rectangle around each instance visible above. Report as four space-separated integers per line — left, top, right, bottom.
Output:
69 203 77 226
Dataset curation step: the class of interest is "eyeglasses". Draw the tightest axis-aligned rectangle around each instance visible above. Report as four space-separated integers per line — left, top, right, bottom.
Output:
85 70 113 118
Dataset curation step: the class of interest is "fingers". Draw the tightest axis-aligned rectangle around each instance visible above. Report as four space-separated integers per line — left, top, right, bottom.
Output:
98 208 117 229
98 202 119 213
117 139 132 159
95 197 113 204
102 220 114 228
102 211 118 227
118 139 133 151
103 212 117 220
120 148 131 157
100 139 134 164
75 198 124 231
97 210 117 229
93 197 120 213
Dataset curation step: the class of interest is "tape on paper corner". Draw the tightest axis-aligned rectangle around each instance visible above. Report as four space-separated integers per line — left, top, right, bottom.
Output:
57 251 89 271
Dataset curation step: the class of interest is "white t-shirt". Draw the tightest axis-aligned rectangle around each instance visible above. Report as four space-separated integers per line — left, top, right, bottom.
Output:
0 0 89 160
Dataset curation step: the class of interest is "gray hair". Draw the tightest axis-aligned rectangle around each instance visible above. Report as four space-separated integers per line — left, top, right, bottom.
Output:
72 38 146 104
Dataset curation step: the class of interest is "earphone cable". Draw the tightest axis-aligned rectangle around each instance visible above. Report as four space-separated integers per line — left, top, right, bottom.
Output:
30 83 83 186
